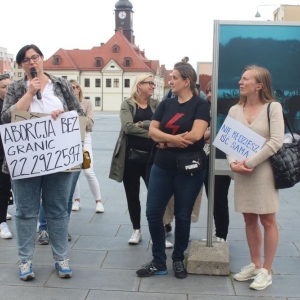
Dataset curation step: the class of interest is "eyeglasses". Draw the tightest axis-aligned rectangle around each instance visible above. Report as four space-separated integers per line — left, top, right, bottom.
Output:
141 81 156 87
21 54 40 65
0 73 10 81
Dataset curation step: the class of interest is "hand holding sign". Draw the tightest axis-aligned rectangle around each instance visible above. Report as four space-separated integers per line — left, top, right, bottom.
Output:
0 111 83 180
213 116 266 161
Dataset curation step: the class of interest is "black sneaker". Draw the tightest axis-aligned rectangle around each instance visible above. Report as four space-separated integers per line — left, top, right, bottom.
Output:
136 261 168 277
173 261 187 279
37 230 49 245
68 233 71 241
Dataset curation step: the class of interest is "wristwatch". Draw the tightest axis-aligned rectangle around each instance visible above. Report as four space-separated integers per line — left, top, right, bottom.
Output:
137 121 143 128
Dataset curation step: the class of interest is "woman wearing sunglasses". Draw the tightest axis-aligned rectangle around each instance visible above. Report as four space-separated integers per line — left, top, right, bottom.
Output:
109 73 159 244
1 44 84 281
70 79 104 213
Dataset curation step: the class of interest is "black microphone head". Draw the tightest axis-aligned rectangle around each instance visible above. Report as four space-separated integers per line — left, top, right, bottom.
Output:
30 67 37 77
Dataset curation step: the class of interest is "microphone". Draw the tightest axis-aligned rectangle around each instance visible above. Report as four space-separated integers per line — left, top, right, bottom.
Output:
30 67 42 100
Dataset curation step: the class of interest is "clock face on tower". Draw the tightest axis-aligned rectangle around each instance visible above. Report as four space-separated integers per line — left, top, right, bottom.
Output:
118 11 126 19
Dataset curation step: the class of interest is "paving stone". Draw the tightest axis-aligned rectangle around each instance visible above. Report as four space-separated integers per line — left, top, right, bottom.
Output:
73 236 149 252
87 290 187 300
139 273 234 295
45 268 140 292
0 286 89 300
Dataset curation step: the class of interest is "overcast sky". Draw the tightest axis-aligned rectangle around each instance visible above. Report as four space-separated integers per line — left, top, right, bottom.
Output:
2 0 300 70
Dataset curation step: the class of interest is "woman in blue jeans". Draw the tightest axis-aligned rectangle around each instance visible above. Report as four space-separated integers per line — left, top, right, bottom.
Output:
1 44 84 281
136 58 210 279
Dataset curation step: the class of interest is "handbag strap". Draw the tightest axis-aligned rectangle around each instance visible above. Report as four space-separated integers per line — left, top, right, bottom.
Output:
267 102 295 142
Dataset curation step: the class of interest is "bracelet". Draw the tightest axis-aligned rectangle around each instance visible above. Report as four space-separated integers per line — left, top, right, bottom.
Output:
164 142 169 149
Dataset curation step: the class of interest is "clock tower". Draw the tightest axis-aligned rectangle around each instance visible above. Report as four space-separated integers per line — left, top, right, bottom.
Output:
115 0 134 43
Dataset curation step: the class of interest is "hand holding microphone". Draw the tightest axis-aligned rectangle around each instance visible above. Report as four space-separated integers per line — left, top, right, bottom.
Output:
29 67 42 100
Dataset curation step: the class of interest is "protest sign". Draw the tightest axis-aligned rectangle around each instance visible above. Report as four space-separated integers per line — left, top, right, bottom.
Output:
212 115 266 161
0 111 83 179
11 111 87 172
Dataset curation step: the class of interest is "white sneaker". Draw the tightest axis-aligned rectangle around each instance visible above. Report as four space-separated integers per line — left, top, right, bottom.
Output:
201 234 225 243
72 200 80 211
150 238 173 248
128 230 142 244
0 222 12 239
250 268 272 290
6 213 12 220
234 262 261 281
165 239 173 248
95 202 104 213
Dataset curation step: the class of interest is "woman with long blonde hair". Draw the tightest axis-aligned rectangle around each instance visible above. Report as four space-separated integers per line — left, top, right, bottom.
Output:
109 73 159 244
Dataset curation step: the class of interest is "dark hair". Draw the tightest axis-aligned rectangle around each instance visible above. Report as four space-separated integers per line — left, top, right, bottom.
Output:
173 57 199 96
16 44 44 65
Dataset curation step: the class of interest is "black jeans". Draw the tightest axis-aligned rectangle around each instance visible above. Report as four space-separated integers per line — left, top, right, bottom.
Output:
204 156 231 240
0 159 11 224
123 157 147 230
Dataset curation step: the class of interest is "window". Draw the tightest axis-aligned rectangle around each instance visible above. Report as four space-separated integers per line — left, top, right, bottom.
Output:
18 65 22 69
95 57 103 67
106 78 111 88
124 79 130 88
85 78 90 87
95 78 101 87
113 79 119 88
112 45 120 53
18 72 22 77
125 59 131 67
95 97 101 106
62 76 67 80
53 57 60 65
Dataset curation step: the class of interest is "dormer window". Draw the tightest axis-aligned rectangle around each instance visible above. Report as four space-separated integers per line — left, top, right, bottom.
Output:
94 57 103 67
53 55 61 65
112 45 120 53
124 57 132 67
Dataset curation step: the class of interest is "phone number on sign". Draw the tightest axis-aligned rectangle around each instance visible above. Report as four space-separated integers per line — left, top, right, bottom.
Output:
9 144 81 178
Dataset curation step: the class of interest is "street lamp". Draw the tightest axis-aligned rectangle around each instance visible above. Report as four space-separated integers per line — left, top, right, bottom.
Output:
255 4 278 18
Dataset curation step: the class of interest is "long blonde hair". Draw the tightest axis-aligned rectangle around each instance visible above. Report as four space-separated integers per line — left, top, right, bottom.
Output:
130 73 154 104
69 79 83 102
238 65 274 105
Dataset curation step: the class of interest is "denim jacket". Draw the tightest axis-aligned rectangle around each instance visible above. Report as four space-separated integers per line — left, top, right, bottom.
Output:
1 72 84 124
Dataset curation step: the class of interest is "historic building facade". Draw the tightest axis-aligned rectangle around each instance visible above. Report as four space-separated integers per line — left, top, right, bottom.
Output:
43 0 166 111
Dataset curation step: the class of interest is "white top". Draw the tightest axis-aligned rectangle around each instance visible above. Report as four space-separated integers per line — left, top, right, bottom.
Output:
27 79 63 113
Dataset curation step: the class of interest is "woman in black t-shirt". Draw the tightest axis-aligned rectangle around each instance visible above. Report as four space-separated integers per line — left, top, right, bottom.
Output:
136 59 210 279
109 73 159 245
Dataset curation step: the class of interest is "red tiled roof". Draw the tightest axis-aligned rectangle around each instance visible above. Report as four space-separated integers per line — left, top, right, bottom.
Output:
44 30 161 74
164 70 172 86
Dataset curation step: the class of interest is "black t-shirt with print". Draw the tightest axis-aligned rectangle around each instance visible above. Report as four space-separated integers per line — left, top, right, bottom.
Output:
152 95 210 170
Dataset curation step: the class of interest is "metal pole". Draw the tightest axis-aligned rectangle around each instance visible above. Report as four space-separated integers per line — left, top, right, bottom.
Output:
206 20 220 247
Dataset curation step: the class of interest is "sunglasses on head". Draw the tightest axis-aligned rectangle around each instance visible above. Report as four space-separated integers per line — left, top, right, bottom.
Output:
0 74 10 81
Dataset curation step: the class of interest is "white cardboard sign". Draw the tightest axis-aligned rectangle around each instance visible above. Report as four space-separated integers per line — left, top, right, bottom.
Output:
0 111 83 179
212 115 266 161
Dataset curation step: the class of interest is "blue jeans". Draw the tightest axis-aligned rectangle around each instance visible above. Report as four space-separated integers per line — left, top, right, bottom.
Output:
39 171 80 232
12 172 73 262
146 164 206 264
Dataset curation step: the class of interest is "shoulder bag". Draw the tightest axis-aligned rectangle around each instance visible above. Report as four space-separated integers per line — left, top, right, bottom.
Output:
267 103 300 189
